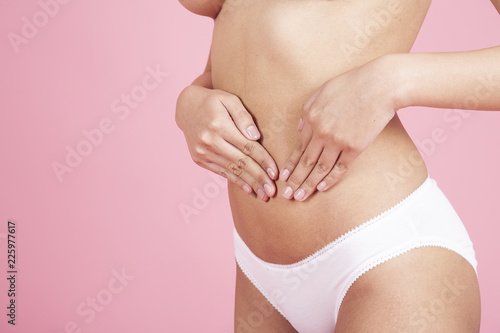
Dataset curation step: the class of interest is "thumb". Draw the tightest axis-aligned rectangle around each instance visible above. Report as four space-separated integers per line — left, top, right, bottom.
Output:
221 95 261 141
298 88 321 132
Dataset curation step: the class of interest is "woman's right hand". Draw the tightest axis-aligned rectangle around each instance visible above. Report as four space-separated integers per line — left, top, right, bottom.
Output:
175 85 278 201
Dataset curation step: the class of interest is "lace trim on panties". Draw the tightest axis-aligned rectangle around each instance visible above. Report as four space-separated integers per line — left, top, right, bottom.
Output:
334 241 478 322
239 176 432 270
234 256 289 321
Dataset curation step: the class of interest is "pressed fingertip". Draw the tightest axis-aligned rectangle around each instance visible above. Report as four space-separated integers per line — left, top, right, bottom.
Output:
246 125 260 140
242 184 252 194
317 181 327 191
294 188 306 201
267 168 276 179
279 169 290 182
257 188 266 200
264 184 273 196
297 117 304 131
282 186 293 199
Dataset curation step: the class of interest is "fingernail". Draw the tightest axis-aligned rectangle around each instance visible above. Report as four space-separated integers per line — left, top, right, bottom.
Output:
297 117 304 131
264 184 273 196
280 169 290 182
257 188 266 200
246 125 260 140
242 184 252 194
267 167 276 179
282 186 293 199
317 181 327 191
294 188 305 201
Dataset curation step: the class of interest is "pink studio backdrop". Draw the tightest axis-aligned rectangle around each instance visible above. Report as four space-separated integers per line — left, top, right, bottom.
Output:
0 0 499 332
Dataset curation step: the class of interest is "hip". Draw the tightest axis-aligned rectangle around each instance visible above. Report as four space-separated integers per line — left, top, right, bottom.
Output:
228 113 429 264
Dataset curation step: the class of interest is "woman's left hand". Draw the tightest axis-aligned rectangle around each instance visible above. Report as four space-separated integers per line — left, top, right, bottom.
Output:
279 56 405 201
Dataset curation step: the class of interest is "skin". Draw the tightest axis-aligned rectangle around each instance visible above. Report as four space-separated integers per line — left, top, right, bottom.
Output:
176 0 500 331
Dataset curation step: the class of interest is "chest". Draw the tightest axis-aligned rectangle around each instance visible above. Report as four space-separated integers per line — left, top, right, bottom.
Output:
178 0 224 18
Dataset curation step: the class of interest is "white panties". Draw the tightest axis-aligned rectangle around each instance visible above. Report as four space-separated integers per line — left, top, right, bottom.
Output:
233 176 477 332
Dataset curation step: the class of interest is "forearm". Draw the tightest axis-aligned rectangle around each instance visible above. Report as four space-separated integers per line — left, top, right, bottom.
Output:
388 46 500 111
176 52 213 126
191 70 213 89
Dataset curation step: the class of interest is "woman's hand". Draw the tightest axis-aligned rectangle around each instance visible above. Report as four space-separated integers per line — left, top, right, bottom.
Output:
176 85 278 201
279 56 403 201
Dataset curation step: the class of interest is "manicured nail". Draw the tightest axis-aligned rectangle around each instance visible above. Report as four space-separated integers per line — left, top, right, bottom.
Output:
282 186 293 199
257 188 266 200
267 168 276 179
294 188 305 201
280 169 290 182
297 117 304 131
242 184 252 194
246 125 260 140
264 184 273 196
317 181 327 191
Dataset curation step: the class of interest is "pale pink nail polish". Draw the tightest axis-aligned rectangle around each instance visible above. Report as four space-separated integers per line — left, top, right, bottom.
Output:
280 169 290 182
242 184 252 194
267 168 276 179
264 184 273 196
297 117 304 131
282 186 293 199
294 188 305 201
317 181 327 191
246 125 260 140
257 188 266 200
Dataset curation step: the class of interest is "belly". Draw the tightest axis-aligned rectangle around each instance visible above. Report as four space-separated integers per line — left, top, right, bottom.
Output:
211 0 431 264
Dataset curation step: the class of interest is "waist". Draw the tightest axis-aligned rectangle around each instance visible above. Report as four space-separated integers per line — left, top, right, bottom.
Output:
213 0 431 263
228 114 429 264
211 0 429 99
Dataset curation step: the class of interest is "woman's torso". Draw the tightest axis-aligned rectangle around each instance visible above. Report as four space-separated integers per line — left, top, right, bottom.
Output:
209 0 432 264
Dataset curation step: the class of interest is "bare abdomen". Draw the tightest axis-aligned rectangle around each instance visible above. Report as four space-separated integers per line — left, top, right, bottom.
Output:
211 0 431 264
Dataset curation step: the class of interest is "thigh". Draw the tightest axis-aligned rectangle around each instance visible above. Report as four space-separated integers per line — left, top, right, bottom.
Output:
335 246 481 333
234 264 298 333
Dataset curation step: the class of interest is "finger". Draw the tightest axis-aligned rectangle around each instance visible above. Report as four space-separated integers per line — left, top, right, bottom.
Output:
220 94 261 141
297 90 322 132
316 150 355 192
206 155 270 201
282 137 324 200
203 161 254 195
279 123 313 182
204 161 268 200
209 137 276 198
303 88 322 116
222 124 278 180
297 117 304 132
292 146 341 202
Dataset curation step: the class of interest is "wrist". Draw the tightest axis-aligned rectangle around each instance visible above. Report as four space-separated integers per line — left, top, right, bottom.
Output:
176 85 203 129
375 53 417 111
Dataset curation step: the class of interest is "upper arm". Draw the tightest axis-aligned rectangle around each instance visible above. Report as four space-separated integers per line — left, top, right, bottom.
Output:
178 0 223 19
492 0 500 14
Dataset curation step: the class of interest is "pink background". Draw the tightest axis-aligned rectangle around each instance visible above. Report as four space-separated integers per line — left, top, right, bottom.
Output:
0 0 499 332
